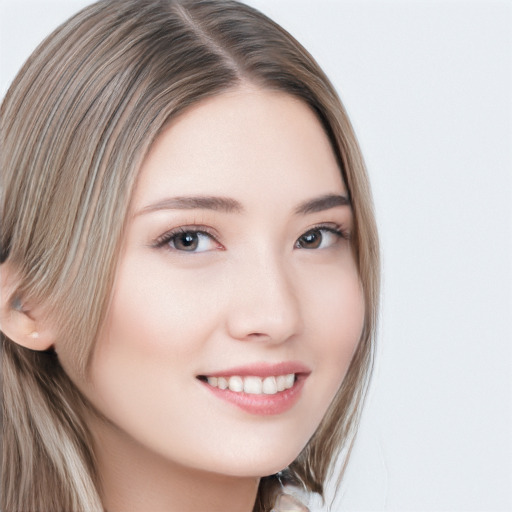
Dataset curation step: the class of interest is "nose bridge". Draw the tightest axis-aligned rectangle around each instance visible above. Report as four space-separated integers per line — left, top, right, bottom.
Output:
226 246 302 343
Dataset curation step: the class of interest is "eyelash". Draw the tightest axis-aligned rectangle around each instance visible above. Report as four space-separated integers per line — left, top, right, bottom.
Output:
153 224 350 253
153 226 220 251
295 224 350 249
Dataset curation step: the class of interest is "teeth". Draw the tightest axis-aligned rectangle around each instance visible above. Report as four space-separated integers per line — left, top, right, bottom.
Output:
284 373 295 389
244 376 262 394
262 376 277 394
228 376 244 392
206 374 296 394
276 375 287 392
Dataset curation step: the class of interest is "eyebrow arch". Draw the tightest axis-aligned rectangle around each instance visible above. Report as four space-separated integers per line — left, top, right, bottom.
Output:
294 193 351 215
136 195 244 216
136 192 350 217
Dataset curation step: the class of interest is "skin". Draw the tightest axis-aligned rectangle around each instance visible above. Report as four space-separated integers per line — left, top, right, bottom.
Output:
54 86 365 512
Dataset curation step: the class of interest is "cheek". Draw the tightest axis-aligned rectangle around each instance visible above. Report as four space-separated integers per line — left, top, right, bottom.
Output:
85 256 220 422
101 255 220 356
322 272 365 360
300 259 365 401
79 246 366 477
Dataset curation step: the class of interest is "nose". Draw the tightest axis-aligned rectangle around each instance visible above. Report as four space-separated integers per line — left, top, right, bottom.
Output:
224 250 303 344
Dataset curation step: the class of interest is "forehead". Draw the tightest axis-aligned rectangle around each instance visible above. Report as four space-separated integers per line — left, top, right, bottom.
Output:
132 86 345 211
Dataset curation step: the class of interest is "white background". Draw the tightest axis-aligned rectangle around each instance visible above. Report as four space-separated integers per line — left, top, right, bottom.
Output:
1 1 511 511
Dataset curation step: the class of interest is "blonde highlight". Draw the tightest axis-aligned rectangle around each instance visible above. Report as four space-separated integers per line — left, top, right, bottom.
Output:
1 1 379 510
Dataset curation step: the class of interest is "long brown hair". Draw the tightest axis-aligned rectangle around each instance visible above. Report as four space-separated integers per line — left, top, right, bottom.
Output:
0 1 379 510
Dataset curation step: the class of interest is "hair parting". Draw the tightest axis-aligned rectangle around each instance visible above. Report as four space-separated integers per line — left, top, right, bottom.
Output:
0 1 379 510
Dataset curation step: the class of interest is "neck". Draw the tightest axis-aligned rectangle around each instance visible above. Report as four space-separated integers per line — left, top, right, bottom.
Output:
91 416 260 512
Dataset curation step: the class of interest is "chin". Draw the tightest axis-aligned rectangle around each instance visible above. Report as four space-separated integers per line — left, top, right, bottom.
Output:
191 437 308 478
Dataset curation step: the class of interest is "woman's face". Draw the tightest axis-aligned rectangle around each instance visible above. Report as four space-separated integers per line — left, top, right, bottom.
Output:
62 87 364 477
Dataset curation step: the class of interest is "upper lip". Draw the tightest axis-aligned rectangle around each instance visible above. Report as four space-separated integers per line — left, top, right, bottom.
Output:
198 361 311 378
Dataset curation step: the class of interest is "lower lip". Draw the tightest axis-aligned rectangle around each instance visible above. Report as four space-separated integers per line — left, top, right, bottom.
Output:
200 375 308 416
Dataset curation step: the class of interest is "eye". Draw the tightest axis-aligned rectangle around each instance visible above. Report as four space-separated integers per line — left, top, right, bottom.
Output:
155 228 221 253
295 226 347 250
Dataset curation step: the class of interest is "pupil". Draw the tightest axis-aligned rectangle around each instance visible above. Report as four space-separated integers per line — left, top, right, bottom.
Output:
301 231 321 248
177 232 198 250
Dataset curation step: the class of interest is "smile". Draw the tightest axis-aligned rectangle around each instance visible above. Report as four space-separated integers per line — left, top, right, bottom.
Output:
201 374 296 395
197 362 310 415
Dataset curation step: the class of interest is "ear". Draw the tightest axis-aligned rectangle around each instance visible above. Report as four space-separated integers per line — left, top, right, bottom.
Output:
0 262 55 351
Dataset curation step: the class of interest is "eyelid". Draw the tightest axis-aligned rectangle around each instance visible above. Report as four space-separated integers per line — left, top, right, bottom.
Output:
151 222 351 252
295 222 351 250
152 225 222 251
302 222 351 240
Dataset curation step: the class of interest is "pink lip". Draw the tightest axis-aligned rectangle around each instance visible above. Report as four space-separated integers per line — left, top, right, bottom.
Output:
200 361 311 378
197 361 311 416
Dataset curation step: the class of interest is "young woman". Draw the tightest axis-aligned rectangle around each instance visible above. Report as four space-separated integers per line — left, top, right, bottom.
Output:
0 0 379 511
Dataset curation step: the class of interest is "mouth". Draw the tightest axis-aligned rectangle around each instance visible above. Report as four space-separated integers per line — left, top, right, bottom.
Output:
196 363 310 415
196 373 297 395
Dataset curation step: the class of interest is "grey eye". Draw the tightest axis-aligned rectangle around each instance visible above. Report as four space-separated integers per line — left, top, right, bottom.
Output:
172 232 200 251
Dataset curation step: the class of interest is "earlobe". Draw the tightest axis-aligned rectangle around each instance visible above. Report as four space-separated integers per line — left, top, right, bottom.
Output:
0 263 54 351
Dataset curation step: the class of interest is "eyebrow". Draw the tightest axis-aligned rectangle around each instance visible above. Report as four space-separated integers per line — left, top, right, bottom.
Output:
293 193 351 215
137 196 243 215
136 193 350 216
